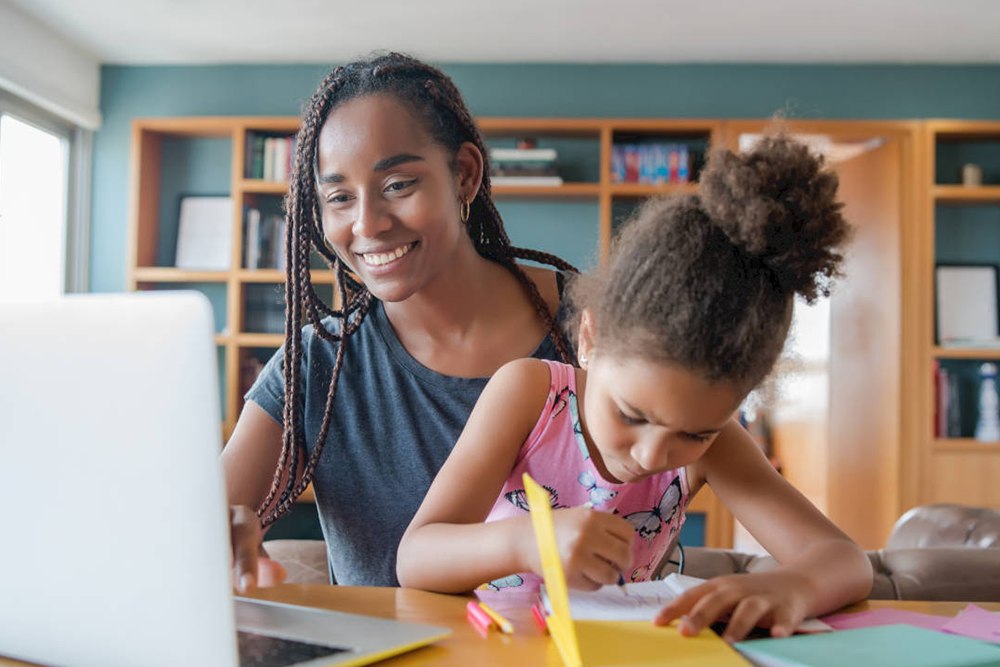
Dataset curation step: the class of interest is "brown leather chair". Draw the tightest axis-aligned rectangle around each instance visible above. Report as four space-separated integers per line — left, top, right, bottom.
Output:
264 504 1000 601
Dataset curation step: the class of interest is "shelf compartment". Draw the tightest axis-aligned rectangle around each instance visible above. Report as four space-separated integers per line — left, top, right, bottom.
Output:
933 438 1000 452
933 185 1000 203
611 183 699 197
934 347 1000 360
238 269 337 284
236 333 285 347
134 267 229 283
237 179 289 194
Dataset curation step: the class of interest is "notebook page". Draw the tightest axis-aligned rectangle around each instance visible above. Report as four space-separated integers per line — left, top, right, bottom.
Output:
543 573 706 621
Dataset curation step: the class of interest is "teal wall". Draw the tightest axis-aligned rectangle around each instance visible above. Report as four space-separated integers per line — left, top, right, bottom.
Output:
92 63 1000 292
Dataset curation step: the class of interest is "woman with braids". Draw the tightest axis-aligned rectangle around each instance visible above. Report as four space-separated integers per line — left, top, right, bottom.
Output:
223 52 577 590
397 134 873 642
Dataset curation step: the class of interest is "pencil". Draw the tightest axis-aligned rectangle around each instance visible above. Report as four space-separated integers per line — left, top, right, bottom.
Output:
477 601 514 634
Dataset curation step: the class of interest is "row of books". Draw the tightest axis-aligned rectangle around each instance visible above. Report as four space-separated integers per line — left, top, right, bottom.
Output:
489 147 563 186
612 143 692 184
245 133 297 181
244 285 286 334
934 360 963 438
244 208 286 271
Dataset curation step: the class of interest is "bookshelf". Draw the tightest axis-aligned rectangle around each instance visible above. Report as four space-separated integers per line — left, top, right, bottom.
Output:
127 115 731 544
921 121 1000 508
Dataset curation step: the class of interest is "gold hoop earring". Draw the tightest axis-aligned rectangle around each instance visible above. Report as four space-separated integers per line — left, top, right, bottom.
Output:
459 198 471 224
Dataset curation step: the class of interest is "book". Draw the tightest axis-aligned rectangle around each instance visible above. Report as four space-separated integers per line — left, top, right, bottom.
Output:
940 337 1000 349
263 137 276 181
273 136 288 182
270 214 287 271
248 135 265 179
244 208 261 270
490 147 558 162
491 175 564 186
734 624 1000 667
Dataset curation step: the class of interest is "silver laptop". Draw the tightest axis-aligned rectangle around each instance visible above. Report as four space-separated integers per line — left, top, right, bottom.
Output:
0 292 449 667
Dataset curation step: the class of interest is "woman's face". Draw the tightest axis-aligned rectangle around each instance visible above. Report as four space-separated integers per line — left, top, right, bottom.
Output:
314 93 481 303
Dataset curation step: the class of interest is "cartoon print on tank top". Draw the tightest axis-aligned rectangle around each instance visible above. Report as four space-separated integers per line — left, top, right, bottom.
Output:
505 484 565 511
551 386 571 419
577 470 617 507
629 524 681 581
624 476 683 541
483 573 524 591
567 389 589 459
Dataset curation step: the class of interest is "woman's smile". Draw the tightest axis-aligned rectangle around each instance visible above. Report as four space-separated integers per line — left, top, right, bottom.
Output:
358 240 418 269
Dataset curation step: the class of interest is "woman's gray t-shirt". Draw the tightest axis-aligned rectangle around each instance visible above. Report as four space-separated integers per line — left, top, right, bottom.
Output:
246 291 573 586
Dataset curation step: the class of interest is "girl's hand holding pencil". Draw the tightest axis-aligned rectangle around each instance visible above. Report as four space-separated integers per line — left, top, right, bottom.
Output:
525 504 633 591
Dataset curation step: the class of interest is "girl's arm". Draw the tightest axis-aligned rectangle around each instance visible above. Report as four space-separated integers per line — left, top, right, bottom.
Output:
656 419 872 640
397 359 632 593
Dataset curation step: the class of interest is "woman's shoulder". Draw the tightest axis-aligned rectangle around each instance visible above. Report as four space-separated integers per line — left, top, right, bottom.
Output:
517 264 569 316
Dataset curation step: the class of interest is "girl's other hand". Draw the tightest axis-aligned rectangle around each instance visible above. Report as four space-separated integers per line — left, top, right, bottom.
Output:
549 506 633 590
653 571 813 643
230 505 287 593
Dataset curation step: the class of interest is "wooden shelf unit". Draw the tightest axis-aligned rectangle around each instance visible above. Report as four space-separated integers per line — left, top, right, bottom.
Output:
921 121 1000 509
127 115 731 542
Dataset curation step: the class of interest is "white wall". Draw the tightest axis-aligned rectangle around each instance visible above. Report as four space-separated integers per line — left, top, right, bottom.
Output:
0 0 101 129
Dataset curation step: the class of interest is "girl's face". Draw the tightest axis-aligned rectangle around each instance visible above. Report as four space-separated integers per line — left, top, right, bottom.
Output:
577 314 744 483
315 93 481 302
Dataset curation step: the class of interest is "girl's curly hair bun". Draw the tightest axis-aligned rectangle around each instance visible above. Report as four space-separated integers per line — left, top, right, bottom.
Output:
699 134 852 303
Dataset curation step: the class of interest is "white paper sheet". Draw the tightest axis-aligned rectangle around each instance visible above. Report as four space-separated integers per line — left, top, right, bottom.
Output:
543 573 833 632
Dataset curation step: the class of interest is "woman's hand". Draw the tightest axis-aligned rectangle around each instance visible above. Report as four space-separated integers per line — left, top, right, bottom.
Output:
653 571 814 642
230 505 287 593
542 506 633 590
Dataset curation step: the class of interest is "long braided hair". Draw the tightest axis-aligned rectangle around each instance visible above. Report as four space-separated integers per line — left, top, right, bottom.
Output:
258 52 577 526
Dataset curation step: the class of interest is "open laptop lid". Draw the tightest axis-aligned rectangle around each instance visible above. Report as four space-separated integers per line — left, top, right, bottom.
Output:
0 292 238 667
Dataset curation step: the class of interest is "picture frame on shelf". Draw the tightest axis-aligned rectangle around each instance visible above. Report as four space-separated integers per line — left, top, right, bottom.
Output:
175 195 233 270
935 263 1000 346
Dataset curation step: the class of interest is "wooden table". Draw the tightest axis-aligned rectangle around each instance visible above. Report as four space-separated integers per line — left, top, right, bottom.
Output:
245 586 1000 666
2 586 997 666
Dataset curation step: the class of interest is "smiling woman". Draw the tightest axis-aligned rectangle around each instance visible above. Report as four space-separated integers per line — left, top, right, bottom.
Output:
221 52 578 589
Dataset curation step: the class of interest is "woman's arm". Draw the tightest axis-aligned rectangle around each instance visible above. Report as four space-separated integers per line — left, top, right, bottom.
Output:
221 401 299 591
397 359 632 593
656 420 872 640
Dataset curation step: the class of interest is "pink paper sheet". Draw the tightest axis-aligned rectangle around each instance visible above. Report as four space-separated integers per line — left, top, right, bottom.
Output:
820 607 950 631
941 604 1000 644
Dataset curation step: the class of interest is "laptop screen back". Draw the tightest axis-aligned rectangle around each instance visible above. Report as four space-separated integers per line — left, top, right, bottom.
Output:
0 292 238 667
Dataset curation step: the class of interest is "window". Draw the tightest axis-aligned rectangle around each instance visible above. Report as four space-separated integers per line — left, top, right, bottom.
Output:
0 93 88 300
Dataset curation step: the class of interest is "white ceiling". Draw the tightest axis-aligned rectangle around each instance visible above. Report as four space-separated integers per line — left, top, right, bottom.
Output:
10 0 1000 65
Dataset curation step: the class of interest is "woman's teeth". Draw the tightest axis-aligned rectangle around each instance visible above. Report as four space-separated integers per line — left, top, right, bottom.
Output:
362 243 412 266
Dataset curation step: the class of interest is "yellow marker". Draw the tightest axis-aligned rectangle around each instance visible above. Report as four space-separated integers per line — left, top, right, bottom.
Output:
477 601 514 634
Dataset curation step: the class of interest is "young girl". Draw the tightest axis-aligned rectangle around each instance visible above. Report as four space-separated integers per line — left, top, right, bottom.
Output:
397 134 873 642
